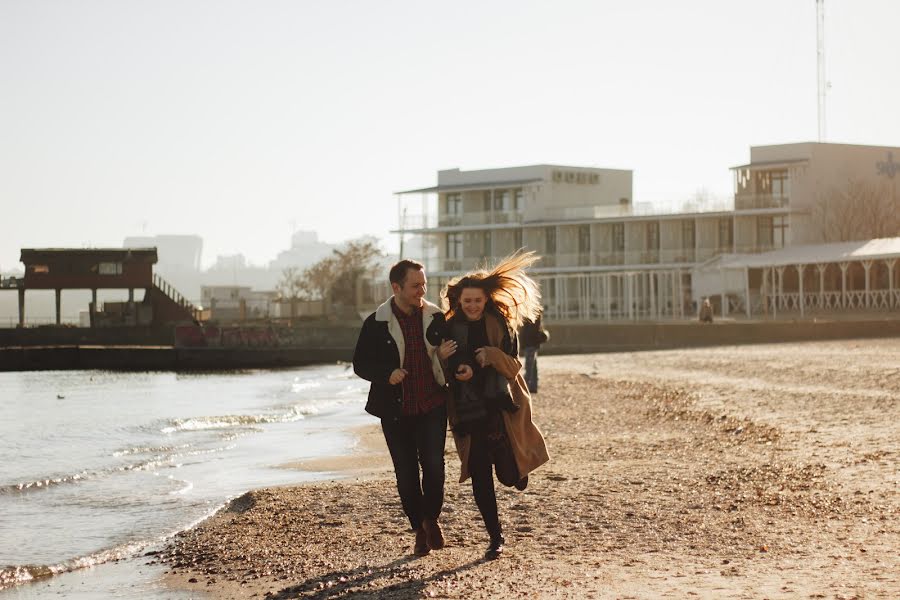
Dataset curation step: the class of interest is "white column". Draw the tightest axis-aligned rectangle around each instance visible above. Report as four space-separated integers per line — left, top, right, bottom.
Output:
839 262 849 309
888 259 896 309
772 267 778 319
862 260 873 309
719 267 727 318
745 267 751 318
797 264 806 318
816 263 826 312
671 271 678 319
631 274 637 321
605 274 611 321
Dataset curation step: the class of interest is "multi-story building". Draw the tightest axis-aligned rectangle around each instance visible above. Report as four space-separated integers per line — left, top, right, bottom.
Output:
394 143 900 321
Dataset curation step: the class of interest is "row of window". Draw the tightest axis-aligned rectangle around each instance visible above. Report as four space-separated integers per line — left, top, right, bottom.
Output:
443 217 786 258
444 189 526 215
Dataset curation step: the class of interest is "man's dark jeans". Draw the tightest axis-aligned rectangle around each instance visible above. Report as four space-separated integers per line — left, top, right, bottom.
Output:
381 404 447 531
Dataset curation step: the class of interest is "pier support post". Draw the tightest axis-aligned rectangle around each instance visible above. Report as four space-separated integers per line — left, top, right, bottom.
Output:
90 288 97 328
55 289 61 325
18 288 25 327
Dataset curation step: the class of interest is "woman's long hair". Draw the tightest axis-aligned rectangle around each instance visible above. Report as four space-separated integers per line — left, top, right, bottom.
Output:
441 250 542 329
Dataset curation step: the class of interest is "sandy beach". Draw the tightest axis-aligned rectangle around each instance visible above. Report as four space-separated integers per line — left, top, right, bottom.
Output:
156 338 899 599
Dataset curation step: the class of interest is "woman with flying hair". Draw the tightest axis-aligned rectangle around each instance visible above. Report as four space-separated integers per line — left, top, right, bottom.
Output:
435 250 550 560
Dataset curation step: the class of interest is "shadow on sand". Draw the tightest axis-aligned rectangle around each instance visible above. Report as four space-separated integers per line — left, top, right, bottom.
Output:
267 553 484 599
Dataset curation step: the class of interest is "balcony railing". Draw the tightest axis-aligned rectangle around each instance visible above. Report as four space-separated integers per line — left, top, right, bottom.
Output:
659 249 696 263
734 194 789 210
437 210 525 227
430 246 758 273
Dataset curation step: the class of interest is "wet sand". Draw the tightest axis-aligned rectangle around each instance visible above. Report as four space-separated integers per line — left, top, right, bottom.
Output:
156 338 899 599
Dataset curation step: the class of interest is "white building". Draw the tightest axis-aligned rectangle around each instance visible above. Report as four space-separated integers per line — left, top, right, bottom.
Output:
395 143 900 321
200 285 278 321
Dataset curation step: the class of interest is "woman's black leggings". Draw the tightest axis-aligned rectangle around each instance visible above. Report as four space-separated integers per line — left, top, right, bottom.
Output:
468 418 502 540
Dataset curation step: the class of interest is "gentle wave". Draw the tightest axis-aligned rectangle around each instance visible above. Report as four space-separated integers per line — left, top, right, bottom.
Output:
1 445 234 496
112 443 191 457
291 379 322 393
159 406 320 434
0 540 148 590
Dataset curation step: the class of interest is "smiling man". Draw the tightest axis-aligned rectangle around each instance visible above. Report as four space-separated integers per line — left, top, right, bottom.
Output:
352 259 453 557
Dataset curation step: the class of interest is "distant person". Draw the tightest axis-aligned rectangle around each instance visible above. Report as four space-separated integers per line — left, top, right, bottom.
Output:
352 259 451 557
519 311 549 394
699 297 714 323
439 251 550 560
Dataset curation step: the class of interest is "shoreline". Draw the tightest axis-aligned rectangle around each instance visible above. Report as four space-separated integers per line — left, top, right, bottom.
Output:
158 339 899 599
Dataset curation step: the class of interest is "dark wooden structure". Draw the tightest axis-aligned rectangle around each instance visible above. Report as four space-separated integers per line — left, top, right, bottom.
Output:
11 248 198 327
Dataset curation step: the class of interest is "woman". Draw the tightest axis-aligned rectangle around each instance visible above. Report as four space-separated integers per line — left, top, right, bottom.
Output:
436 251 550 560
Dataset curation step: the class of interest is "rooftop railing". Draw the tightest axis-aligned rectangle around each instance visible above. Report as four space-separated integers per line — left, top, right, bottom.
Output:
437 210 525 227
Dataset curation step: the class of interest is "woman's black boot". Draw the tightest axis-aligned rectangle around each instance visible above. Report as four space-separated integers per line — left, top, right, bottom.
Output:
485 533 505 560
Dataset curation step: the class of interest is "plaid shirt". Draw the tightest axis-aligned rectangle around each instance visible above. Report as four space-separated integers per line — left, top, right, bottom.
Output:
391 300 446 416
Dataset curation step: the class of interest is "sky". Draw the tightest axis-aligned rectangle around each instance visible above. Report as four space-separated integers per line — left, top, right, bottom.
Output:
2 0 900 271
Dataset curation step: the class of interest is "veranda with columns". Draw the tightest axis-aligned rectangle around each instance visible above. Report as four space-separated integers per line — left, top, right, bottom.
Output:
697 238 900 319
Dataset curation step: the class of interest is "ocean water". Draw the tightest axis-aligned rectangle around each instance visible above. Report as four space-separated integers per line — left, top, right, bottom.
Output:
0 365 371 597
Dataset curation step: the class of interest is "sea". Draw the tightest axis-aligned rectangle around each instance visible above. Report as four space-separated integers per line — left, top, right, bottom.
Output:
0 364 372 598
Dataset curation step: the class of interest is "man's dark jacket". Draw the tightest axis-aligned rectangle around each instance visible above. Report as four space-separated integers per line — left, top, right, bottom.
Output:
352 298 448 419
519 314 546 348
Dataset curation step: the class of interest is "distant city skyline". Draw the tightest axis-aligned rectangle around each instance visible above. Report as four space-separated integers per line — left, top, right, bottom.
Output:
3 0 900 271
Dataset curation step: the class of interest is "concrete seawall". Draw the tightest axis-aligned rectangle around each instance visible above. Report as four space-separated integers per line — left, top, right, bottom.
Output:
540 317 900 354
2 318 899 371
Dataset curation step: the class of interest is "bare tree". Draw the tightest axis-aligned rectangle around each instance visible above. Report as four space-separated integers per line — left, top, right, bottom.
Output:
812 178 900 242
276 267 305 318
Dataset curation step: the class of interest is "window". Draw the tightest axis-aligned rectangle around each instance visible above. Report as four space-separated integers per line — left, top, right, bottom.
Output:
718 218 733 251
578 225 591 254
513 229 523 249
545 227 557 254
481 231 492 256
446 193 462 215
99 262 123 275
612 223 625 253
770 171 789 198
493 190 511 212
646 222 660 251
757 216 774 248
682 220 695 249
446 233 463 258
30 264 50 274
773 216 788 248
513 189 524 211
483 191 492 212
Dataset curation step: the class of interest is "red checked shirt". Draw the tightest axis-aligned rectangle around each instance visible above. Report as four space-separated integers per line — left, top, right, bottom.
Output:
391 300 447 416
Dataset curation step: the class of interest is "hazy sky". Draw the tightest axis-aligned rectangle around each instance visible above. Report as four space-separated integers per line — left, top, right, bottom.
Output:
2 0 899 271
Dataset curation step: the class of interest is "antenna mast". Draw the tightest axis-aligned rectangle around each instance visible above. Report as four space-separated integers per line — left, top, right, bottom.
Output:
816 0 827 142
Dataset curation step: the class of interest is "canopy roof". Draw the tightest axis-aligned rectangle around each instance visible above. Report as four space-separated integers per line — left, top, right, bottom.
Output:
703 237 900 271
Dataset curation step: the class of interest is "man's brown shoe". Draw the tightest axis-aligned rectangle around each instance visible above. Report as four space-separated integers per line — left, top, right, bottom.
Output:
413 527 430 556
422 519 445 550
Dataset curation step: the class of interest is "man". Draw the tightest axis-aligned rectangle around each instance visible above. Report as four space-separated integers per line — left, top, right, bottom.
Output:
699 297 714 323
519 311 548 394
352 259 451 556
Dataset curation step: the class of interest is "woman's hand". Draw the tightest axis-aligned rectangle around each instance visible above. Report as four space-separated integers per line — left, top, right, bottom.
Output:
474 347 491 367
455 364 474 381
436 339 457 361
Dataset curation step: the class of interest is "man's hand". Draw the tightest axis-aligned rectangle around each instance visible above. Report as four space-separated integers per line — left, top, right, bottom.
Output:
455 364 474 382
474 347 491 367
437 339 457 361
389 368 408 385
